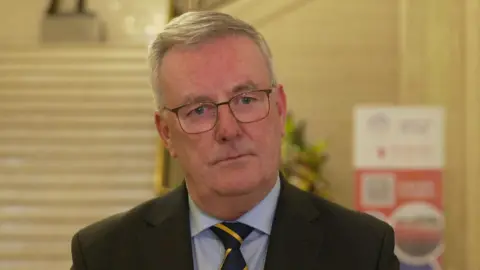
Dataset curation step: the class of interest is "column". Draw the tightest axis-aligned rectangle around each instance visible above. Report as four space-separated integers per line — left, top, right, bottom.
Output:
398 0 468 268
465 0 480 268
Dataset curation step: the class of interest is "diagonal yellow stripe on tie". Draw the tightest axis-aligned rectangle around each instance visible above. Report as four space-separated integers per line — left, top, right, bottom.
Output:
215 223 243 243
220 248 232 269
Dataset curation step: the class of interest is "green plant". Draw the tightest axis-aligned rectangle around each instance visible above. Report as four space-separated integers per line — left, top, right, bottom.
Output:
281 113 331 199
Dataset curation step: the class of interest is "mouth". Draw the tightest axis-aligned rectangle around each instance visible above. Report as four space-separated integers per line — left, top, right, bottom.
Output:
211 154 252 165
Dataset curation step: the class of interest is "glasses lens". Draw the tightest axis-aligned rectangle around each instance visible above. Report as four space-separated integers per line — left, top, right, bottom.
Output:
173 90 271 134
177 103 217 133
230 91 270 122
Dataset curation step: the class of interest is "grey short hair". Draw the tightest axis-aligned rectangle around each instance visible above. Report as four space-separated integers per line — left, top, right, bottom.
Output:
148 11 276 109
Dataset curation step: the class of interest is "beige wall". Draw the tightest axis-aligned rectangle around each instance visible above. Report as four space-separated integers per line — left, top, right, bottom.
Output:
219 0 399 208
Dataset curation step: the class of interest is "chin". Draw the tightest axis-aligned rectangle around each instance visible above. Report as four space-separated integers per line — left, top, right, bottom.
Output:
213 181 259 197
210 165 262 196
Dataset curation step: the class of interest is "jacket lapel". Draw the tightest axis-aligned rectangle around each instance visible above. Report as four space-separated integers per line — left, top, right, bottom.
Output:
264 179 325 270
136 184 194 270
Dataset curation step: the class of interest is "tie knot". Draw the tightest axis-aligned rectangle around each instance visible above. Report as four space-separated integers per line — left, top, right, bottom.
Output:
210 222 253 249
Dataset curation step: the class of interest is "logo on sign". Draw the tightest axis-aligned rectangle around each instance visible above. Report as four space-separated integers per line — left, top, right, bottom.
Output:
367 113 390 134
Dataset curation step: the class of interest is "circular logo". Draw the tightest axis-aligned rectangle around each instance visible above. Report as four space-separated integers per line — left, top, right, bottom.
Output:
390 202 444 265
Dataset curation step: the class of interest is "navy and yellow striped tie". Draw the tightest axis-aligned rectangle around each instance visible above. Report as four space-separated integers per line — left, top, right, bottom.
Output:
210 222 253 270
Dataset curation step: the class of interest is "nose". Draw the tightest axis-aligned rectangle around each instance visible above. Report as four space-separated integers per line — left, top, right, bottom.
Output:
214 104 242 142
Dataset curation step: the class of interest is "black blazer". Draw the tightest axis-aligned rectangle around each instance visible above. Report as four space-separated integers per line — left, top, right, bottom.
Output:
71 178 399 270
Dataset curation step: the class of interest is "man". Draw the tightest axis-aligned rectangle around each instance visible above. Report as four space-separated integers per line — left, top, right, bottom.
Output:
70 11 399 270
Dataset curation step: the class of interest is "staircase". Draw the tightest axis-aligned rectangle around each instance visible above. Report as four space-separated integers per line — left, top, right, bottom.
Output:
0 46 158 270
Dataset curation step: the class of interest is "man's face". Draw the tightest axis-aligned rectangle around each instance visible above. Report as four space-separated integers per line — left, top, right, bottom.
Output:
155 35 287 197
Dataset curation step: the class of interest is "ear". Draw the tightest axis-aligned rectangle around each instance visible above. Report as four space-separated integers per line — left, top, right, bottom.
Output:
275 84 287 137
154 111 177 158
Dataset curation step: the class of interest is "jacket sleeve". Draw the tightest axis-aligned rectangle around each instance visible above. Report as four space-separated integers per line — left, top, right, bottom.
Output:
377 225 400 270
71 232 88 270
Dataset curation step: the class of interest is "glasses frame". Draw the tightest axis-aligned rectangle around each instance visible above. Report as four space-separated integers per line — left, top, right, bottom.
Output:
163 88 274 134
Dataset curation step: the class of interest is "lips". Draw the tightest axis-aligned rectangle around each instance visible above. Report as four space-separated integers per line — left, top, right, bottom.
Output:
211 154 251 165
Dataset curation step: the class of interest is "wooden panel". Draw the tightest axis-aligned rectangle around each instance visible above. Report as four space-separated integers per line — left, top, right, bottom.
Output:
397 0 480 268
465 0 480 268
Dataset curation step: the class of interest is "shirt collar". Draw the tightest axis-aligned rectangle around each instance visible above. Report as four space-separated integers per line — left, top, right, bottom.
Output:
189 176 281 236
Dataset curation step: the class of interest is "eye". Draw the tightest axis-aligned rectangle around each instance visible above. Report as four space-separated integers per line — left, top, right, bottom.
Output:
240 96 255 104
185 104 215 117
193 106 206 115
187 106 206 117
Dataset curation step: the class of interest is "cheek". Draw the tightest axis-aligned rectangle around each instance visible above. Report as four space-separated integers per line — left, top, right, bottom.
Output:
170 131 211 165
250 120 283 155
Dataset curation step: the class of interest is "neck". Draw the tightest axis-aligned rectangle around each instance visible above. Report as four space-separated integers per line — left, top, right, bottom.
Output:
188 175 277 221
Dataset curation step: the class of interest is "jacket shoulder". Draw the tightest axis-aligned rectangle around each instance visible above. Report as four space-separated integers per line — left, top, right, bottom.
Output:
72 189 180 255
284 182 391 236
320 196 388 226
306 192 397 266
74 198 151 247
310 193 392 239
304 191 396 264
70 186 188 269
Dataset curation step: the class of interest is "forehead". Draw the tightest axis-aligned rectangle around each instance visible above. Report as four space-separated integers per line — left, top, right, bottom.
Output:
157 35 271 105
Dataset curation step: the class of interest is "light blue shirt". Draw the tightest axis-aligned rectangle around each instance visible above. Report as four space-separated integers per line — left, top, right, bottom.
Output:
188 177 281 270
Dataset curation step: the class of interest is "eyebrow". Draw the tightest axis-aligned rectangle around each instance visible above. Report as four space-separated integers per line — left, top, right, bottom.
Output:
232 80 259 93
179 80 260 105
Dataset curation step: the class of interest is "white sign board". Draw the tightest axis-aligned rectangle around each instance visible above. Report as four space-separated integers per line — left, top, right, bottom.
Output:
353 106 444 169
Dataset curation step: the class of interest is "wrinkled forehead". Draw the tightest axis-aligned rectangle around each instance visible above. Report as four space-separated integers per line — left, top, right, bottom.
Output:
157 35 272 107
